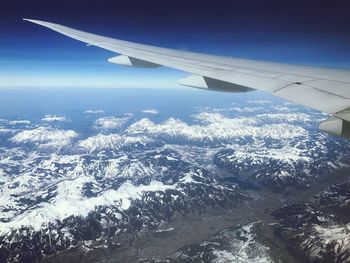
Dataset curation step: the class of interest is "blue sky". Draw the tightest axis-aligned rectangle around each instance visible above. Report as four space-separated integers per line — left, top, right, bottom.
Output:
1 0 350 88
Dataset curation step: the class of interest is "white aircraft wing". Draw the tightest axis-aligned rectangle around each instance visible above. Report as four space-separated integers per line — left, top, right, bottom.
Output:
24 19 350 139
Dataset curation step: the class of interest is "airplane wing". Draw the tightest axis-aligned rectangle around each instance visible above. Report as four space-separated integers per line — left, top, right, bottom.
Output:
24 19 350 139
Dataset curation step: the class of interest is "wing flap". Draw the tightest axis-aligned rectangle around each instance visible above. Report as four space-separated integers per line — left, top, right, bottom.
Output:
274 83 350 114
178 75 255 92
302 79 350 99
108 55 161 68
319 116 350 139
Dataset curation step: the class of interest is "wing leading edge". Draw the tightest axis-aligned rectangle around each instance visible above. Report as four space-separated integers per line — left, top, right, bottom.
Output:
23 19 350 139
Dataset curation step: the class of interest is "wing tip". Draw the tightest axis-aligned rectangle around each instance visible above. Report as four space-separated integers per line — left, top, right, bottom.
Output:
23 18 35 22
23 18 60 31
23 18 51 26
23 18 42 25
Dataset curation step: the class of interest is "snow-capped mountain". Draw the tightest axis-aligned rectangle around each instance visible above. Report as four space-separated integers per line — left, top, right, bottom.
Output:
272 199 350 263
10 127 78 150
160 223 274 263
0 94 350 263
94 115 132 131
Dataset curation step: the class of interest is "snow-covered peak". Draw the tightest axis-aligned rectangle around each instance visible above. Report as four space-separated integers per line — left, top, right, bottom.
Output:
77 133 154 152
10 127 78 149
126 114 309 143
94 116 131 131
193 112 225 124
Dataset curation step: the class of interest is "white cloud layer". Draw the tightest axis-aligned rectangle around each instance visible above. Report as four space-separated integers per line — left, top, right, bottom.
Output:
84 109 105 114
42 115 69 122
246 100 272 105
9 120 31 125
142 109 159 114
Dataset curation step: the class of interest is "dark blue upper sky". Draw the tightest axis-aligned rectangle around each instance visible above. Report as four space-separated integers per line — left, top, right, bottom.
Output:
1 0 350 88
